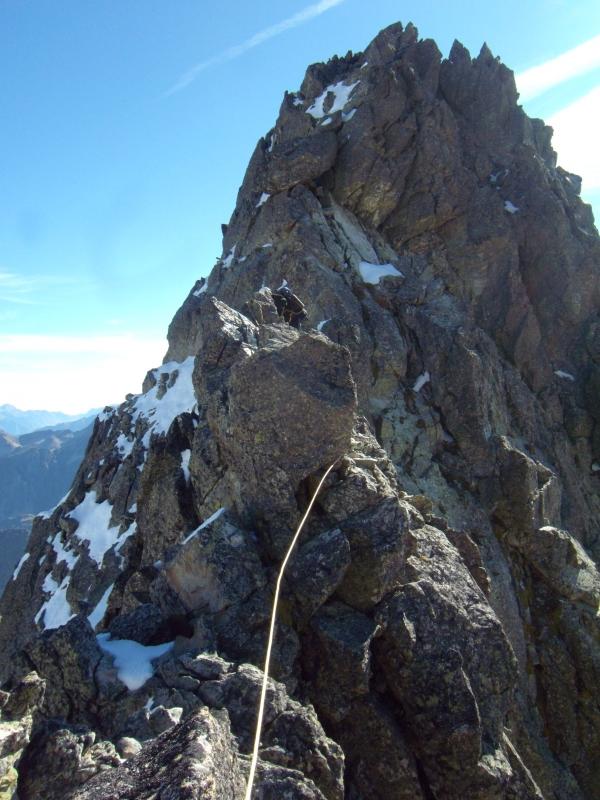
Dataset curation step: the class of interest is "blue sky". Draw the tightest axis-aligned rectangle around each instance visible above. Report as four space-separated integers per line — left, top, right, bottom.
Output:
1 0 599 413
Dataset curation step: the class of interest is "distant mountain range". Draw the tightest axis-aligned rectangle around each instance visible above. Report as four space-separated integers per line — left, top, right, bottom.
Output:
0 418 96 590
0 404 101 436
0 423 95 522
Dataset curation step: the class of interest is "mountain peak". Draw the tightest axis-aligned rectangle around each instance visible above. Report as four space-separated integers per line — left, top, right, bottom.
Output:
1 21 599 800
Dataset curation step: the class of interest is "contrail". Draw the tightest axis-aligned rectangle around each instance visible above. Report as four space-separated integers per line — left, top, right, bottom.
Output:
516 33 600 102
164 0 347 96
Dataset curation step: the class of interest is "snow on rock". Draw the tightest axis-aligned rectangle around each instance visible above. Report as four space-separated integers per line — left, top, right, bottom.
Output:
504 200 519 214
261 242 273 249
222 245 236 268
116 433 134 458
317 319 331 331
256 192 270 208
51 532 79 571
129 357 196 444
144 695 155 713
180 449 191 483
489 169 508 184
306 80 360 119
554 370 575 381
360 61 369 69
67 491 123 566
12 553 29 581
88 583 114 630
35 573 74 630
182 507 226 544
592 463 600 473
342 108 357 122
358 261 404 284
292 95 304 107
97 407 116 423
192 282 207 297
413 371 431 393
115 522 137 566
96 634 175 691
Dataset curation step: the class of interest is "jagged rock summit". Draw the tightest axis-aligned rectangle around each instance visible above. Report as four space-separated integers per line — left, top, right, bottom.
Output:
1 21 600 800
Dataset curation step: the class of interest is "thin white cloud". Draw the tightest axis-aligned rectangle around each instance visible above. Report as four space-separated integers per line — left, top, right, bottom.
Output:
0 333 166 414
0 271 39 305
516 34 600 101
548 85 600 190
0 270 91 305
165 0 347 96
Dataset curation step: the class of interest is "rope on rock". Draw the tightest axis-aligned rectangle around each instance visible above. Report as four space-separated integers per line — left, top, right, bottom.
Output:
243 460 338 800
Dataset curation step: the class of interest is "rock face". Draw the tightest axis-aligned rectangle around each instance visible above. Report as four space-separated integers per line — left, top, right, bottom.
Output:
1 20 599 800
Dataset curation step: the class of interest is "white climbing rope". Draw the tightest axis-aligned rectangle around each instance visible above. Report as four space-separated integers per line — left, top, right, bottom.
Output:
243 460 338 800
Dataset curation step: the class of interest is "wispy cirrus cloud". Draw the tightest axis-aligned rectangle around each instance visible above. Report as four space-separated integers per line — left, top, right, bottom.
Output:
0 270 91 305
0 271 40 305
165 0 347 96
516 33 600 101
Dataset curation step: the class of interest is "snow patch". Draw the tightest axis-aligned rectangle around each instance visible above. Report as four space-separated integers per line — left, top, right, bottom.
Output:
413 371 431 393
96 634 175 691
144 696 155 713
180 449 191 483
128 357 196 443
97 407 115 423
115 521 137 561
358 261 404 284
261 242 273 249
222 245 236 268
504 200 519 214
292 95 304 107
35 574 74 630
256 192 270 208
317 319 331 331
51 532 79 571
554 370 575 381
67 491 123 566
183 507 226 544
490 168 508 184
12 553 29 581
88 583 114 630
306 80 360 119
116 433 134 458
193 282 207 297
342 108 356 122
592 462 600 473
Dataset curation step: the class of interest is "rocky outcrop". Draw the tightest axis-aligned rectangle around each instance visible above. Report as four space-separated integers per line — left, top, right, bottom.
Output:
1 20 599 800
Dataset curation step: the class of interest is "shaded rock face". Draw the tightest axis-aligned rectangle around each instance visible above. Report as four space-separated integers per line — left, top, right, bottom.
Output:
1 19 599 800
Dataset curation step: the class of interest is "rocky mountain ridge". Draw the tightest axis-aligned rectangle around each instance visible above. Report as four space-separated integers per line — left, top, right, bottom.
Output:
1 21 599 800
